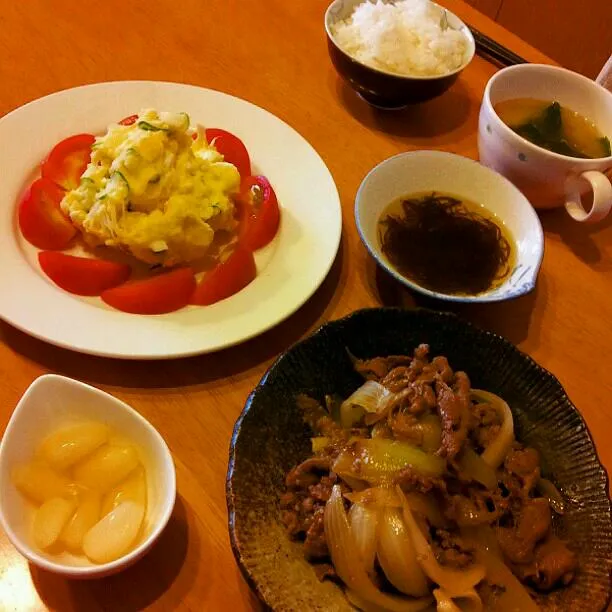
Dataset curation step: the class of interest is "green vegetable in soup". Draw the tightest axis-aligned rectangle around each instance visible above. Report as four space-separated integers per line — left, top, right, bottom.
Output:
511 101 610 159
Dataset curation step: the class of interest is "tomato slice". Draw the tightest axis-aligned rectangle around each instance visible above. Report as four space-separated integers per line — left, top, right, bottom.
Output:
237 176 281 250
39 252 131 296
118 114 138 126
191 245 256 305
18 178 76 250
101 268 196 314
41 133 95 191
205 128 251 180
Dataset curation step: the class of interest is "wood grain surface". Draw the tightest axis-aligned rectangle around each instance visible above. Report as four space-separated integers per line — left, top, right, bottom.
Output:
0 1 609 611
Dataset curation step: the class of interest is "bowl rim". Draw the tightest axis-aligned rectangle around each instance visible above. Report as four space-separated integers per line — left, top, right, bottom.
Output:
354 150 545 303
483 63 612 164
324 0 476 81
0 374 177 577
226 306 612 610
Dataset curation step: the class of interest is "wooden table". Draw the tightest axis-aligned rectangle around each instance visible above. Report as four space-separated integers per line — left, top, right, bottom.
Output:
0 1 610 610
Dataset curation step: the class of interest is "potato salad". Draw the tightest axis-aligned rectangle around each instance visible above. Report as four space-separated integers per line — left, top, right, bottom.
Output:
61 110 240 266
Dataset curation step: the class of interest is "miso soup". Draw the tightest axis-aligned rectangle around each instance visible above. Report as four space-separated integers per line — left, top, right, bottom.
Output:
495 98 611 159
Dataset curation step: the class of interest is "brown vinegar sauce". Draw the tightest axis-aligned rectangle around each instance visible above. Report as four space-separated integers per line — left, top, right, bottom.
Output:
378 192 515 295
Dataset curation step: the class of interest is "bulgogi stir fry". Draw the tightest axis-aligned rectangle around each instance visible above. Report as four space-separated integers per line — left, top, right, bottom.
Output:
280 345 577 611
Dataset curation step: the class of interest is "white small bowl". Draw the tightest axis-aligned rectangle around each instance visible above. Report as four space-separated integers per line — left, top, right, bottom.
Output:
0 374 176 578
355 150 544 302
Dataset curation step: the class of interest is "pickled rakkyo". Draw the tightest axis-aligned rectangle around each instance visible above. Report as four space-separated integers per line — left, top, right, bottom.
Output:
12 421 147 563
38 422 109 470
74 444 139 491
12 462 72 504
33 497 77 549
101 465 147 517
83 501 145 563
61 491 102 551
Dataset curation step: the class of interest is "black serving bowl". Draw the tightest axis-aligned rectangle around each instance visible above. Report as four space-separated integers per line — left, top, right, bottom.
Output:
227 308 612 611
324 0 475 109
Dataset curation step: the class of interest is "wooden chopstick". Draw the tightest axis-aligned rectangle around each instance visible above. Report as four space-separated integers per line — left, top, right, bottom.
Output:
469 25 528 67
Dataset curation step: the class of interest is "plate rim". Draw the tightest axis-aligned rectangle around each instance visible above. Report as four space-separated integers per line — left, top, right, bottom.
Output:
0 80 343 359
226 306 612 610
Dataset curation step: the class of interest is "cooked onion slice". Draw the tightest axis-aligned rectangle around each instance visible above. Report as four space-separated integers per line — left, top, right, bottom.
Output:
349 502 379 575
461 527 539 611
448 496 497 527
324 486 433 612
358 439 446 483
473 548 540 611
456 447 497 490
471 390 514 469
537 477 565 515
333 439 445 486
345 487 401 508
333 451 369 491
434 587 483 612
340 381 392 428
403 492 447 528
397 487 486 594
377 507 430 597
311 437 331 454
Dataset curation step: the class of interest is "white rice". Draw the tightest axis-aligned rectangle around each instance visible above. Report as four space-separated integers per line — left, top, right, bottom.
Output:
331 0 468 77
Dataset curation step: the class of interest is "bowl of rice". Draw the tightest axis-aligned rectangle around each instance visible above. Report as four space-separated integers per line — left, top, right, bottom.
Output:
325 0 475 109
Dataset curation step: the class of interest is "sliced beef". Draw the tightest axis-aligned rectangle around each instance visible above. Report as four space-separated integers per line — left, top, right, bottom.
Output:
390 412 423 444
435 373 471 460
444 492 499 525
285 457 332 488
381 366 413 393
432 528 474 568
280 508 302 537
371 344 431 390
470 401 502 451
353 354 414 381
502 446 541 498
394 465 447 494
308 474 336 503
497 497 551 564
431 355 454 384
282 456 337 559
303 507 328 559
513 536 578 591
313 562 337 581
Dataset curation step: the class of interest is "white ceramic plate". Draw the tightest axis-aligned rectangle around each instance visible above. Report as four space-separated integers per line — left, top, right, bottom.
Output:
0 82 342 359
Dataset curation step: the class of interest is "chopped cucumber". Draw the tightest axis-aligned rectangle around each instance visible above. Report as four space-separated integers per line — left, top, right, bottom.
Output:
112 171 130 194
137 121 167 132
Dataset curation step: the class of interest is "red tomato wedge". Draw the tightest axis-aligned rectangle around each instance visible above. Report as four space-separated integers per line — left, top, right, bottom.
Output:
19 178 76 250
39 252 131 296
41 133 95 191
237 176 281 250
205 128 251 180
118 114 138 126
101 268 196 315
191 245 256 305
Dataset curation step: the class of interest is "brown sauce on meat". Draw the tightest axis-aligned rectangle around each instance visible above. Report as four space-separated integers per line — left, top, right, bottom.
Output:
378 192 514 295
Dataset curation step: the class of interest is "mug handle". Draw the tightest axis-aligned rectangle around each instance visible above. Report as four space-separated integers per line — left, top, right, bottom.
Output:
564 171 612 223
